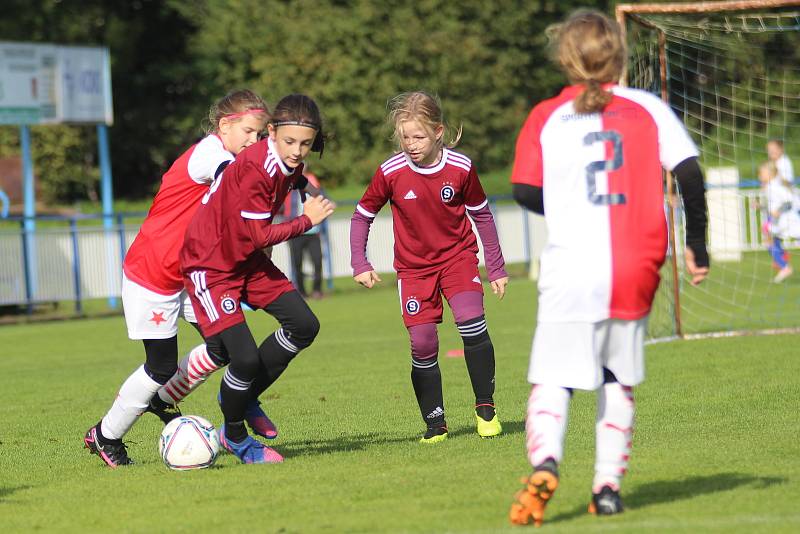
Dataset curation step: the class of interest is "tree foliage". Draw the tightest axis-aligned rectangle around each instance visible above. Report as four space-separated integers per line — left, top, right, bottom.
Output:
1 0 609 202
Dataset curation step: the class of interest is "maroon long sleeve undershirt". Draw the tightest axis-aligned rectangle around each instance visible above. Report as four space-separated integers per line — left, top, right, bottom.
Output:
349 204 507 281
246 214 313 249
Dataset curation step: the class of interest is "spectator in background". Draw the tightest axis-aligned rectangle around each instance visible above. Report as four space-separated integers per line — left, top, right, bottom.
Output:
284 171 326 299
767 139 794 184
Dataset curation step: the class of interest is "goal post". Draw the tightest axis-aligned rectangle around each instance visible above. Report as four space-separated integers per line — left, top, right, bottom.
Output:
616 0 800 341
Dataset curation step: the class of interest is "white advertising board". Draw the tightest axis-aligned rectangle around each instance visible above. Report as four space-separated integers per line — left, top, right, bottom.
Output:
0 42 112 125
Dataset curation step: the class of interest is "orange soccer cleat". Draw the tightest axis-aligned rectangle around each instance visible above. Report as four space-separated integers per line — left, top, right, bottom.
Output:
509 460 559 527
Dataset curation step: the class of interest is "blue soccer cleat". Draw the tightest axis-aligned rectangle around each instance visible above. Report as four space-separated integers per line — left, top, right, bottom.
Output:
218 394 278 440
218 425 283 464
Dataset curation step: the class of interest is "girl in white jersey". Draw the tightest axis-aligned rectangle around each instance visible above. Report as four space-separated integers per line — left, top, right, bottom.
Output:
351 91 508 443
759 160 800 282
84 90 271 468
508 10 709 525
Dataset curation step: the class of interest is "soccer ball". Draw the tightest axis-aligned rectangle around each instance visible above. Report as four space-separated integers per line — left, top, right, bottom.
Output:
159 415 220 470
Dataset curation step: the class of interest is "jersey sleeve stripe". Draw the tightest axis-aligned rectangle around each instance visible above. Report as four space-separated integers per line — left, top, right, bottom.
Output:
448 160 472 173
447 150 472 166
382 161 408 176
356 204 376 218
380 153 405 171
465 199 489 211
241 211 272 219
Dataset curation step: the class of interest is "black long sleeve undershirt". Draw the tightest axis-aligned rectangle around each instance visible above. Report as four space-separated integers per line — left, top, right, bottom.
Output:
512 183 544 215
673 156 709 268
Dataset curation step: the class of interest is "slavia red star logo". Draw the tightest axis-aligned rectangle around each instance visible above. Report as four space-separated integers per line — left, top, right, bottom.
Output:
149 311 166 326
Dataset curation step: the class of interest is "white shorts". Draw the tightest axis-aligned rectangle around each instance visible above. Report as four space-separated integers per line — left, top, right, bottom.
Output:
121 273 196 340
527 318 647 391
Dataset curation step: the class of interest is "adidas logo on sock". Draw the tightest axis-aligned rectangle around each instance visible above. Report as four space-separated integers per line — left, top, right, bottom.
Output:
404 190 417 200
426 406 444 419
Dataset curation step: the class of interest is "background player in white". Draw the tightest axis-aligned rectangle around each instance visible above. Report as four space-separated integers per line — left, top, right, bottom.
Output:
84 90 270 467
758 160 800 283
767 138 794 185
350 91 508 443
507 10 709 526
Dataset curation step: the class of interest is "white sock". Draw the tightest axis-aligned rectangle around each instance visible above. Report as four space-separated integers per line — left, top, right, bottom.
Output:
100 365 161 440
157 344 221 404
525 384 571 468
593 383 634 492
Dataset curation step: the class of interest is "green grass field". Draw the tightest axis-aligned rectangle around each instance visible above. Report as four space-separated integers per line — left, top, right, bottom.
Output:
1 277 798 532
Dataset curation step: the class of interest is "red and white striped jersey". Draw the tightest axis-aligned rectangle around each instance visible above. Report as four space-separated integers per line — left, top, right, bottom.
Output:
357 148 487 276
511 84 698 322
123 134 233 295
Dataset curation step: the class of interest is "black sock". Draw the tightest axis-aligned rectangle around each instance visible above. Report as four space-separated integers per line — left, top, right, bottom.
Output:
411 361 445 428
250 332 297 399
224 421 247 443
458 315 496 407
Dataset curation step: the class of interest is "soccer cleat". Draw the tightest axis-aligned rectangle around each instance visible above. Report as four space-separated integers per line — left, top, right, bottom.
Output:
83 424 133 468
475 405 502 438
419 425 448 444
218 425 283 464
245 400 278 440
144 396 182 425
588 485 624 516
509 459 559 527
774 266 793 283
217 393 278 440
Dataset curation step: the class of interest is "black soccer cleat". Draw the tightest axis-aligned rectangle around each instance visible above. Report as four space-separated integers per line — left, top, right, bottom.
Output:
144 396 182 425
588 485 624 516
84 424 133 468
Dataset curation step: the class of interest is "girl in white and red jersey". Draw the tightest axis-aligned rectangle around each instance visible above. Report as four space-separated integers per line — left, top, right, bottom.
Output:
181 94 334 464
508 11 709 526
350 91 508 444
84 90 270 468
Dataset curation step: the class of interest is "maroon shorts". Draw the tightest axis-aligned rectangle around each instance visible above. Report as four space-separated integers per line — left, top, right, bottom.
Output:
184 261 294 337
398 252 484 327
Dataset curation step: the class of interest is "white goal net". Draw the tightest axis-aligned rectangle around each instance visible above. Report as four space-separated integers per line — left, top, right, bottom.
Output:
620 1 800 340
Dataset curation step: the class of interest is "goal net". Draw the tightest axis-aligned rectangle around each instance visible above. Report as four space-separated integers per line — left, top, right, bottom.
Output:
618 1 800 340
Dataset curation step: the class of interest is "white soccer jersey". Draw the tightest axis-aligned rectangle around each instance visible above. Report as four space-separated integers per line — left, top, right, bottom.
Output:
511 84 698 323
776 154 794 183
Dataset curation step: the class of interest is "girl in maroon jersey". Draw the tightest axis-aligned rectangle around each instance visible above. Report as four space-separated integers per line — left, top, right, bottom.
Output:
181 94 334 464
350 91 508 443
84 90 271 468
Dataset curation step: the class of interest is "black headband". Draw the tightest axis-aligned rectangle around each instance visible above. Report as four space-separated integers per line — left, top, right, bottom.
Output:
272 120 325 156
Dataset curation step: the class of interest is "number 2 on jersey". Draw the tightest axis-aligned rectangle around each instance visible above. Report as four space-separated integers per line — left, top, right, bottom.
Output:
583 130 626 206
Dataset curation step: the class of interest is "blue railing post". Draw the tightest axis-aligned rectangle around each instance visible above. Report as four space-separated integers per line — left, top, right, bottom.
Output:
20 125 37 309
69 219 83 314
98 124 118 308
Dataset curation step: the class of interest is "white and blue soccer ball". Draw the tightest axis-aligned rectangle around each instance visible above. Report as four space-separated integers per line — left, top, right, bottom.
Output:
159 415 220 470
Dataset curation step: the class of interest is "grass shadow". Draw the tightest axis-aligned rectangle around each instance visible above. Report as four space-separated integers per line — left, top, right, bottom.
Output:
548 472 788 524
0 485 32 502
276 433 416 459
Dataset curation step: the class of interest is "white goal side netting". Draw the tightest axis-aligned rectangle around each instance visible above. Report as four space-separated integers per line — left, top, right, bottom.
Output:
622 2 800 340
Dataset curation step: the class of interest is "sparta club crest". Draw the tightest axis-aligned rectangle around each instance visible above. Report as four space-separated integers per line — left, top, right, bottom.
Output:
405 297 421 316
440 184 455 203
220 294 238 314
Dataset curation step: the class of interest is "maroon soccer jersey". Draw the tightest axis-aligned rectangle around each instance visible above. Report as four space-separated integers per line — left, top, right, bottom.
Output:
356 149 488 276
181 138 311 278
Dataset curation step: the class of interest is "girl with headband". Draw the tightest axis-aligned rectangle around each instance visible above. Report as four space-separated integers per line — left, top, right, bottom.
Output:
85 89 270 468
180 94 334 464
